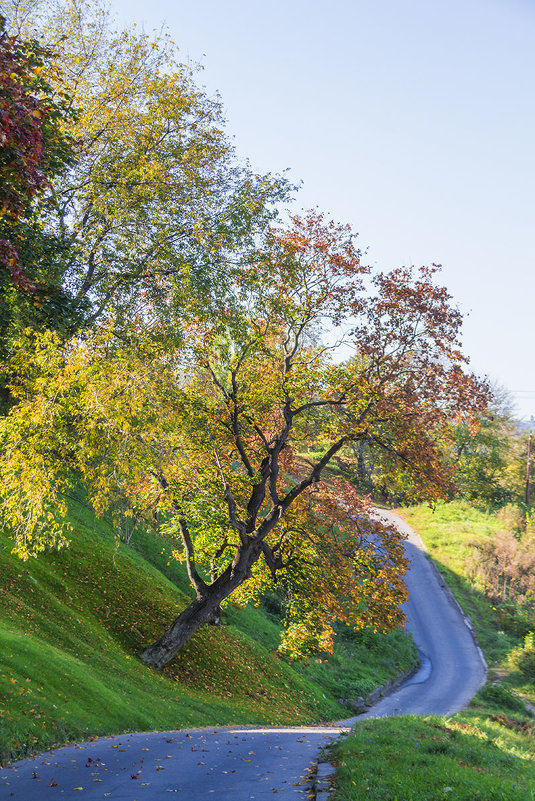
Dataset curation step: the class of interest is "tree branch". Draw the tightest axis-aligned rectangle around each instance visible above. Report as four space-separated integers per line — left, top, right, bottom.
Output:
152 471 207 596
177 516 208 597
209 438 247 541
261 541 283 580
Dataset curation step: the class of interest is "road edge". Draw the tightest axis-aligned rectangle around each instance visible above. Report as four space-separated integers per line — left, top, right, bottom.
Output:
393 509 488 677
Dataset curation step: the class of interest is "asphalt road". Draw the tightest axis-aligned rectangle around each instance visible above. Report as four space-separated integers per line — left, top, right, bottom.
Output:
2 510 486 800
356 509 487 720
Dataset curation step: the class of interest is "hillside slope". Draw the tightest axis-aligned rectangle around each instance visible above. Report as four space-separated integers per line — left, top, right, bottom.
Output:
0 493 415 763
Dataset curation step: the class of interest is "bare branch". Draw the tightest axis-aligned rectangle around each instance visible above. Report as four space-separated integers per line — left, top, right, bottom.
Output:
241 411 270 449
177 516 208 597
293 396 346 415
206 363 229 399
261 542 283 580
245 455 271 531
152 471 207 596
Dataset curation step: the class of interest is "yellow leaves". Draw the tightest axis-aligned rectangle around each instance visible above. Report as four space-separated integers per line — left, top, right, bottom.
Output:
0 414 73 559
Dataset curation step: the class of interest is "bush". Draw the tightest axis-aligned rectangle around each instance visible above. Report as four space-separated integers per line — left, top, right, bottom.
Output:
496 504 526 534
475 682 528 714
510 632 535 680
468 530 535 608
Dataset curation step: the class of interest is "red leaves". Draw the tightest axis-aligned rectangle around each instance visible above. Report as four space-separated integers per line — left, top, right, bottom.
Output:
0 238 35 292
260 211 368 326
0 30 49 212
0 27 46 292
343 262 490 500
0 23 75 293
274 478 409 657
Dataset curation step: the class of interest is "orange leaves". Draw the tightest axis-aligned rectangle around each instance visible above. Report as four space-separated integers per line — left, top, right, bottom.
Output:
262 212 368 328
273 478 408 658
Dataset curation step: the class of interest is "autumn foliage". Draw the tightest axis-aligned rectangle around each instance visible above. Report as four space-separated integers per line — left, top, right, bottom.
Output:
1 207 489 664
0 19 73 292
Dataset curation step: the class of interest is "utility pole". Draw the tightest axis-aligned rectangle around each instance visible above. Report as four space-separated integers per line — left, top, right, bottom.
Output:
526 429 533 507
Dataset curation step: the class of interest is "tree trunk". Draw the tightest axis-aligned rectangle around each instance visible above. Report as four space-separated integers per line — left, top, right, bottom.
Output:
139 592 225 669
139 545 258 668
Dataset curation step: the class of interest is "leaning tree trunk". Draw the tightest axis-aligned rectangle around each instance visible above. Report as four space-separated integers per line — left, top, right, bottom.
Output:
139 543 259 668
139 591 226 669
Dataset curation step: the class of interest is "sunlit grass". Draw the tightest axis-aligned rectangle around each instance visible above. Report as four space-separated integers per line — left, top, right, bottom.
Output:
332 699 535 801
0 492 416 763
400 501 522 665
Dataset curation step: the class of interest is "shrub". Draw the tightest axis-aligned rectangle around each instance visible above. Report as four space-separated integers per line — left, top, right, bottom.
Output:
510 632 535 680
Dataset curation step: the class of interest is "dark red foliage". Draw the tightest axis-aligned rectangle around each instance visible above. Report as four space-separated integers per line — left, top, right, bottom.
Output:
0 21 74 292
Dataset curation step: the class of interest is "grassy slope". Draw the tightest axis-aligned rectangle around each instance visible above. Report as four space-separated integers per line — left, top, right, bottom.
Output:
333 691 535 801
330 501 535 801
0 494 416 764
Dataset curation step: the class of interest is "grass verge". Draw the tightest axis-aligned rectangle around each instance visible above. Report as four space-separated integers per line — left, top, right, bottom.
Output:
332 686 535 800
401 501 521 665
400 501 534 695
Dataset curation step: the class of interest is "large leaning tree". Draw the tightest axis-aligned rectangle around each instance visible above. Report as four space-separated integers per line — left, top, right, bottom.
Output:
2 213 489 665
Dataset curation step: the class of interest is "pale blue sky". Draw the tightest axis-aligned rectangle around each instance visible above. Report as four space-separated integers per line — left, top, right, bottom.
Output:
112 0 535 420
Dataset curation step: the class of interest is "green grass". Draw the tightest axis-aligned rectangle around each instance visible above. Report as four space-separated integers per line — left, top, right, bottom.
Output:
0 492 417 764
400 501 525 666
332 695 535 801
402 499 535 716
292 626 416 702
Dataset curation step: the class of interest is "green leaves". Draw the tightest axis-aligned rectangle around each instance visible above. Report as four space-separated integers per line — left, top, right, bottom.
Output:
15 0 290 330
0 18 79 379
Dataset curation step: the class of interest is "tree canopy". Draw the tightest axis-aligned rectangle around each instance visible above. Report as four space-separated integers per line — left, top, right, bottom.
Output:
0 212 489 663
6 0 289 333
0 14 77 391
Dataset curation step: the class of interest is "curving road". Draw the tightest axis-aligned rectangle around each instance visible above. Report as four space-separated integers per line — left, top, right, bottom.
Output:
2 511 486 800
356 509 487 720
